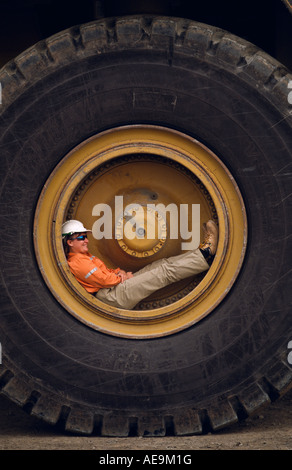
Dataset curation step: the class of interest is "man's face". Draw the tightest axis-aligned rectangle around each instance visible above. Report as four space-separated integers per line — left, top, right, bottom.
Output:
67 232 89 254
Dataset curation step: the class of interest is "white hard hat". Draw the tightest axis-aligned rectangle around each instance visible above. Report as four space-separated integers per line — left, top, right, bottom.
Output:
62 220 92 237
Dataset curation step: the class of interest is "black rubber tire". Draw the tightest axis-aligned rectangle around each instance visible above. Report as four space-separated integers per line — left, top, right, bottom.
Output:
0 16 291 436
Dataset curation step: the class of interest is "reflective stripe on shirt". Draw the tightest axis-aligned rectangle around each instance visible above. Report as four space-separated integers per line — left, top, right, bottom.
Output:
85 267 97 279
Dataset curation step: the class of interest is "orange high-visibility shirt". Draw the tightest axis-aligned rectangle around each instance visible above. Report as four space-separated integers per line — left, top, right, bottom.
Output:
67 252 121 293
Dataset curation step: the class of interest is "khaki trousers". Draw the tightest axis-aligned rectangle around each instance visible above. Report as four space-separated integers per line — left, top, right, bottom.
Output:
95 249 209 310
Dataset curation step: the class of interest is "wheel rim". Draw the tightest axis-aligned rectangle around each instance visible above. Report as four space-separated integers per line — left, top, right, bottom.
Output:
34 125 247 338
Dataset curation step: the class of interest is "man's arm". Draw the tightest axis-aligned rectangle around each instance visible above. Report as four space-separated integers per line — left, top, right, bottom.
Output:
69 255 122 290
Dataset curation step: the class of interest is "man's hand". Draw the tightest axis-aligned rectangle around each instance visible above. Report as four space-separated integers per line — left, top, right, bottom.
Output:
118 270 133 283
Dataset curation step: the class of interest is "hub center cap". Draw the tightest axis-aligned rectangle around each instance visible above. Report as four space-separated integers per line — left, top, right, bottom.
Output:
115 204 167 257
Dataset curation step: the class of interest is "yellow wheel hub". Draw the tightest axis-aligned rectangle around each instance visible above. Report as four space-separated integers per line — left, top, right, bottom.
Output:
115 203 167 258
34 125 247 338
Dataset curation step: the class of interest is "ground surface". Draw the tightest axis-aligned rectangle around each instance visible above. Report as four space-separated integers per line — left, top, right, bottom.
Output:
0 388 291 451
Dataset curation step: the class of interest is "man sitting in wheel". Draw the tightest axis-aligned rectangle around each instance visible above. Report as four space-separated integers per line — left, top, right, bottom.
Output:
62 219 218 310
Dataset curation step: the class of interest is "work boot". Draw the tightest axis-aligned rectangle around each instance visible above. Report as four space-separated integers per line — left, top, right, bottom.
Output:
199 220 218 264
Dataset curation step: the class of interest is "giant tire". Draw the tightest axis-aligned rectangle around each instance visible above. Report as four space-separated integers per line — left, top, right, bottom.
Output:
0 16 291 436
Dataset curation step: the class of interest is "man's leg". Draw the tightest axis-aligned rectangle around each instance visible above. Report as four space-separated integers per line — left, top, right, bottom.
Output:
96 220 218 310
96 248 210 309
